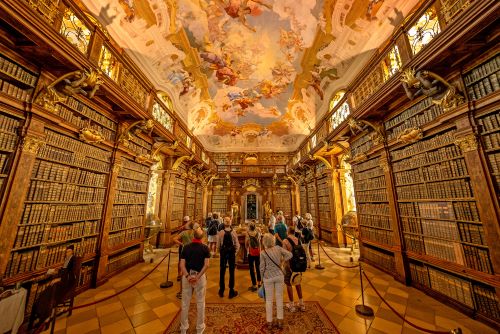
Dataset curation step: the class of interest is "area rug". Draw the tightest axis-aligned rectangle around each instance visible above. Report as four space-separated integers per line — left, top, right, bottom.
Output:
164 301 340 333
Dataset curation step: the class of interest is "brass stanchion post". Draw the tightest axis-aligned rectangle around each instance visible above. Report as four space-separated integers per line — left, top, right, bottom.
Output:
315 240 325 270
160 250 174 288
355 264 374 316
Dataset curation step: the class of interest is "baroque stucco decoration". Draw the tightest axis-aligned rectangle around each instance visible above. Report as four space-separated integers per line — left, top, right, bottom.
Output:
81 0 420 152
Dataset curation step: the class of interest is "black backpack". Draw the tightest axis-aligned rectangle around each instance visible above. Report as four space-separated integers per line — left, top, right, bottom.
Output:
296 216 304 230
286 237 307 272
302 227 314 243
220 229 235 253
208 220 218 236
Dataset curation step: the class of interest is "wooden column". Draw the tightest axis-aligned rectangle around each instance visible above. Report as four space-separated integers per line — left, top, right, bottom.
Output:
96 153 123 283
330 168 343 247
455 118 500 301
380 151 407 283
0 119 45 276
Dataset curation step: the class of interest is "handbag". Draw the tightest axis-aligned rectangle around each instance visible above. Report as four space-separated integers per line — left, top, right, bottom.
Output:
258 285 265 299
290 272 302 286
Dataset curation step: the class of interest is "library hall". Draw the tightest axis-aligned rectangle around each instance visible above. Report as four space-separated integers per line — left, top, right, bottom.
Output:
0 0 498 333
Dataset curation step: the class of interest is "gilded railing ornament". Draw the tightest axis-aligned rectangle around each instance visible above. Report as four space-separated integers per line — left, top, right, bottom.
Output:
79 128 105 144
22 136 45 155
35 69 103 112
401 68 464 112
397 127 423 144
118 119 154 147
454 134 478 153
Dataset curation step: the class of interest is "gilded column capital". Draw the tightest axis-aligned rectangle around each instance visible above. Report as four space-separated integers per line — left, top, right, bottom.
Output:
112 162 122 174
379 158 390 172
22 136 45 155
454 134 477 153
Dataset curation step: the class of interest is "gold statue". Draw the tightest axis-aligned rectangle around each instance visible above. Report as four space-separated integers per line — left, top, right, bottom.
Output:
79 128 105 144
401 68 464 112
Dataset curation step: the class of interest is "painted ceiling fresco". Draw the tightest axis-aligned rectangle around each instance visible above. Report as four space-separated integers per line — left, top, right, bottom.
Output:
81 0 420 152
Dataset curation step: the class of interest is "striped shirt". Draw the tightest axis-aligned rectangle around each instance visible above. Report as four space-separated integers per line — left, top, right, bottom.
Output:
260 246 292 280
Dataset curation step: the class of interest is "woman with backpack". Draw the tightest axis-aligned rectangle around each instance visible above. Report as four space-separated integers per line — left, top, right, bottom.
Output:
245 222 262 291
301 218 315 268
282 226 307 312
207 213 219 257
260 233 292 330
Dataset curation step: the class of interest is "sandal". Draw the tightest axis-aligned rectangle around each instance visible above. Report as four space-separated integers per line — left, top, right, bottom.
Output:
267 322 274 330
276 320 284 329
299 303 306 312
286 303 296 312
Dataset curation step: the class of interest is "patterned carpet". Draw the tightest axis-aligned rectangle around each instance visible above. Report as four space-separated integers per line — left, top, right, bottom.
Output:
164 301 340 333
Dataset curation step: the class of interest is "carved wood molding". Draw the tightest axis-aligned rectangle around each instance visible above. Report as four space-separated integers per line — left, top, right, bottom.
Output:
112 162 122 174
172 154 194 171
454 134 478 153
118 119 154 147
309 154 332 169
151 140 179 161
379 158 390 172
21 136 45 155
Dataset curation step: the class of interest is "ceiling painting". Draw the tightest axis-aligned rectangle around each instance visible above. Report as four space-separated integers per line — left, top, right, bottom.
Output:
80 0 420 152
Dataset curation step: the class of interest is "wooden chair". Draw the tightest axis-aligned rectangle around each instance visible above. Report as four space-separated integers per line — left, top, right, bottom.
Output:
49 256 82 334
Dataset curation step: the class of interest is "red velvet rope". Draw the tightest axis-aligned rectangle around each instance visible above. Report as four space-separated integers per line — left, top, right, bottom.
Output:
318 242 360 269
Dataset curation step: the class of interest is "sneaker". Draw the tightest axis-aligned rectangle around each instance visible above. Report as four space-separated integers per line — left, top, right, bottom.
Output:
218 290 224 297
299 303 306 312
286 303 296 312
228 290 238 299
248 285 258 292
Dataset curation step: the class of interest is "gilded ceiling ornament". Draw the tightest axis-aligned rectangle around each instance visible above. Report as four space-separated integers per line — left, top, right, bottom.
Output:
22 136 45 154
454 134 478 153
35 69 103 112
118 119 154 147
79 128 105 144
397 127 423 144
401 68 464 112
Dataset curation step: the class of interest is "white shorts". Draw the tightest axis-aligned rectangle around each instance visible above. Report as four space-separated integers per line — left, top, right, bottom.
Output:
208 235 217 243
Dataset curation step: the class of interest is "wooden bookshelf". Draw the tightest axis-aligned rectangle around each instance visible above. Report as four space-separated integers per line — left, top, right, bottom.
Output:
210 179 228 217
171 173 186 230
274 186 292 221
195 182 203 222
464 54 499 101
299 183 307 217
185 180 195 220
305 169 317 224
4 128 110 280
0 111 22 198
0 52 37 103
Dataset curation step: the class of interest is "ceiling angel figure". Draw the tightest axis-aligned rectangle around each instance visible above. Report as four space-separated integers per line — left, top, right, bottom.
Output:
272 61 296 85
257 80 286 99
200 51 240 86
215 0 273 32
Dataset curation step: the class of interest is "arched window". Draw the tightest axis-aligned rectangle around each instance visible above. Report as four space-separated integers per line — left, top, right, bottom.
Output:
329 90 346 111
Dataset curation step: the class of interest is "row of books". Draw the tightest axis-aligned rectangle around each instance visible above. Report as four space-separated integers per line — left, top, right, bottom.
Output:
0 112 21 133
45 221 99 243
421 158 468 181
32 160 107 187
355 188 388 202
129 133 152 150
107 247 142 274
5 237 97 277
421 219 460 240
464 55 499 86
462 245 493 274
473 284 500 320
409 262 430 287
0 131 18 151
454 201 481 222
122 157 150 174
359 214 391 229
350 133 372 157
108 227 142 248
65 97 117 130
118 168 149 182
387 104 444 142
482 131 500 150
117 178 148 193
352 157 380 173
486 152 499 174
428 266 474 307
38 144 110 174
392 145 462 172
465 69 499 101
390 131 456 161
458 222 486 245
477 112 500 133
354 175 385 191
385 97 433 130
358 203 390 216
21 203 103 225
112 204 145 218
424 237 464 265
359 226 393 245
54 104 115 142
353 167 384 182
26 180 106 202
110 215 143 231
405 234 425 254
418 201 454 219
361 245 395 272
44 129 112 162
126 141 149 156
394 168 421 186
0 54 37 86
352 65 385 107
114 190 147 204
396 178 473 199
